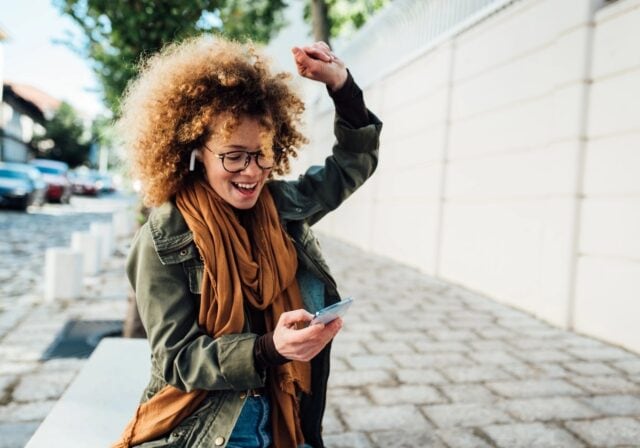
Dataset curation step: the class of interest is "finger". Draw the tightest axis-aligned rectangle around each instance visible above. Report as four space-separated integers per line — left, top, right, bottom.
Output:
279 309 314 327
291 47 308 65
314 42 337 61
316 41 331 52
302 46 332 62
325 317 343 334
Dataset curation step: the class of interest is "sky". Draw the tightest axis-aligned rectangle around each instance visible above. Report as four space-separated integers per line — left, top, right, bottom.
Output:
1 0 106 118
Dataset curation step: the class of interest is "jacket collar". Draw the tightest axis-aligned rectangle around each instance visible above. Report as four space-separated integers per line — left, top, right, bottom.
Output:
147 201 193 253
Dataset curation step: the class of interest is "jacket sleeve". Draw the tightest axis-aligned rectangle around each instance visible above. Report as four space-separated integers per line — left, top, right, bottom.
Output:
277 109 382 227
126 224 265 393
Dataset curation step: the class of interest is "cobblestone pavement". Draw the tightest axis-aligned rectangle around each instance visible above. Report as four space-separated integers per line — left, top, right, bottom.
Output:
320 238 640 448
0 197 132 448
1 198 640 447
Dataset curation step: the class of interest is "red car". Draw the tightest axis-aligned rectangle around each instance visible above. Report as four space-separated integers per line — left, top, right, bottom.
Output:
29 159 72 203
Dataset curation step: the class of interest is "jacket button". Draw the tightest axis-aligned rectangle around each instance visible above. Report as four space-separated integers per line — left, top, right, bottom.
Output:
239 392 246 399
179 249 188 256
214 436 225 446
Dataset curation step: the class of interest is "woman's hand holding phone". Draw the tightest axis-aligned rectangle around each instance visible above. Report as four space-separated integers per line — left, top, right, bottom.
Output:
273 309 343 362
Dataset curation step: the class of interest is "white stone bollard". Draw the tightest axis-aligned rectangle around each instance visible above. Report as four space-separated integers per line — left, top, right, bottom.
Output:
90 222 114 263
71 232 101 276
112 209 135 238
44 248 83 302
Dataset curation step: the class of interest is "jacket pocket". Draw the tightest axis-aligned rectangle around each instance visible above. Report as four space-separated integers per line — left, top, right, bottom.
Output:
157 241 200 266
185 265 204 295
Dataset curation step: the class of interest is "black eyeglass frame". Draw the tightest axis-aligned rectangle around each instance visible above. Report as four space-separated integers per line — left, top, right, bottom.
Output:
203 144 279 174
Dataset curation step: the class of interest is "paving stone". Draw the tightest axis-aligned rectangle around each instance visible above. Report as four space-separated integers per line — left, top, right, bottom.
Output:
0 400 56 422
367 384 445 405
580 394 640 416
567 346 636 362
508 338 555 351
327 389 371 408
613 359 640 375
347 355 395 370
469 351 520 365
0 422 39 448
513 349 574 363
412 341 469 353
324 431 372 448
448 319 494 330
0 345 46 363
377 330 431 342
483 422 584 448
470 340 513 351
422 403 511 428
342 405 429 432
562 361 619 376
436 429 493 448
328 370 393 388
440 365 512 383
322 408 344 434
439 384 497 404
501 362 568 379
498 396 599 422
370 430 445 448
0 376 17 400
569 375 640 394
396 369 448 385
476 328 517 339
394 353 472 368
330 357 349 371
565 417 640 447
363 341 414 355
11 370 77 402
486 379 582 398
428 329 478 342
515 328 569 340
330 341 368 357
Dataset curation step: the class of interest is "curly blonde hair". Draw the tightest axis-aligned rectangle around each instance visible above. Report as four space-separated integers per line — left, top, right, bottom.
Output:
117 35 308 206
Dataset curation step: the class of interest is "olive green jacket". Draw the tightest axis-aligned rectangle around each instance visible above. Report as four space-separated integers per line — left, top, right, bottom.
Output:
127 110 382 448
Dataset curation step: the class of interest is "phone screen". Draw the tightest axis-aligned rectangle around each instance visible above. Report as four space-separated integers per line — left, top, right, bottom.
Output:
310 297 353 325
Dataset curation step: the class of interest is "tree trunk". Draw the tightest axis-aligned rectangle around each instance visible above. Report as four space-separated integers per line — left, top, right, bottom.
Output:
311 0 331 46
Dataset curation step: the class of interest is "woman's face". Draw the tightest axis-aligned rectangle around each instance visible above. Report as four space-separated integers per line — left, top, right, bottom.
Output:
199 114 273 210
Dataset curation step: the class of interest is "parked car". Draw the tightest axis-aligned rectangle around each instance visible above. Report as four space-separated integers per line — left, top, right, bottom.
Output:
69 169 100 196
29 159 72 203
95 172 116 193
0 162 46 210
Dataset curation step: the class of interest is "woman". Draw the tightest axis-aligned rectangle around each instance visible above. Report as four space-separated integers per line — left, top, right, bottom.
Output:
114 35 382 448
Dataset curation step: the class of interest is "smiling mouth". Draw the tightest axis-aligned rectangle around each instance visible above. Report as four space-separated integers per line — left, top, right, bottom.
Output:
232 182 258 194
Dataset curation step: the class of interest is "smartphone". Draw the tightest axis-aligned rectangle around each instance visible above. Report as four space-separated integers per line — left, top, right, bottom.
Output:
310 297 353 325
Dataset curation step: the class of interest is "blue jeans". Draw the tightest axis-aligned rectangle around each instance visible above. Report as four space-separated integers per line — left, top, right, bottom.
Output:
227 396 272 448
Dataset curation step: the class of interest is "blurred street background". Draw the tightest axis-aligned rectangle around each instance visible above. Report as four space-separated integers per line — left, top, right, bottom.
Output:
1 0 640 447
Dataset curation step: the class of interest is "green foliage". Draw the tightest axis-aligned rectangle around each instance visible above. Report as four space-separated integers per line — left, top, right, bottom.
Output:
305 0 389 40
54 0 287 114
33 102 91 167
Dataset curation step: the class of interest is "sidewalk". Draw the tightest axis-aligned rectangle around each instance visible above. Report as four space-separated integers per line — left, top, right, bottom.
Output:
1 224 640 447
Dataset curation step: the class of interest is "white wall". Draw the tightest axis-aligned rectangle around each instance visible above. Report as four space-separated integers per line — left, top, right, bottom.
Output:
303 0 640 352
573 0 640 352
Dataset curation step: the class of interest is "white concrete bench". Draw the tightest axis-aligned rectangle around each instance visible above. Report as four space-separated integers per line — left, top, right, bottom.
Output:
26 338 150 447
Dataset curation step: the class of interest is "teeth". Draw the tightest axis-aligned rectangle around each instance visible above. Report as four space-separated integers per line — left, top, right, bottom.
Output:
234 182 257 189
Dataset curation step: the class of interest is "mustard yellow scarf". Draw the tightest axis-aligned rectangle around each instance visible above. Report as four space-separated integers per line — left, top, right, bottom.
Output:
114 179 310 447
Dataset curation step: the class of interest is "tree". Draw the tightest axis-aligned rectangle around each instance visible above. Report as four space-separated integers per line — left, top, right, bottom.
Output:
33 102 91 167
54 0 288 114
305 0 389 46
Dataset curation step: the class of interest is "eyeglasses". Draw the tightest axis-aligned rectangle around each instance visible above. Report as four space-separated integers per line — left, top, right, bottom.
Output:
204 145 276 173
